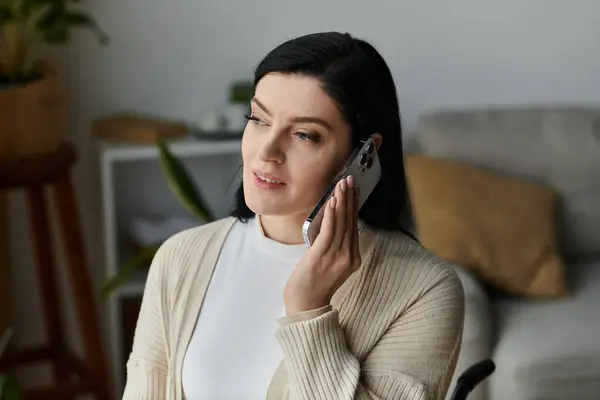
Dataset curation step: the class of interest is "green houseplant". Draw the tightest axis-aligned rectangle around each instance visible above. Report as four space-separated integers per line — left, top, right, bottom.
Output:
0 0 108 158
101 138 215 297
0 328 20 400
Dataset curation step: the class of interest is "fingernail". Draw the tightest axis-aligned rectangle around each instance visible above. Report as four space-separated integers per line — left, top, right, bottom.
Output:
340 178 347 191
329 196 337 208
346 175 354 188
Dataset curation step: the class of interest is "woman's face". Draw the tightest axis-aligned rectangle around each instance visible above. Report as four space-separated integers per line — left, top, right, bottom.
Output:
242 73 352 219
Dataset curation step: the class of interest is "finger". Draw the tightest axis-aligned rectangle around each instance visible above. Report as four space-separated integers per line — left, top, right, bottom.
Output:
343 176 355 250
332 177 347 249
313 195 336 251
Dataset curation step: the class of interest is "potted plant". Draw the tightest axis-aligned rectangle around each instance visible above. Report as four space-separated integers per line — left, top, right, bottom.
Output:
101 138 215 297
0 328 19 400
0 0 108 159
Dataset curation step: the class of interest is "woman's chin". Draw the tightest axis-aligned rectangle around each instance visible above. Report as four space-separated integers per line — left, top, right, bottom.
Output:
243 182 314 217
244 191 296 215
245 198 288 216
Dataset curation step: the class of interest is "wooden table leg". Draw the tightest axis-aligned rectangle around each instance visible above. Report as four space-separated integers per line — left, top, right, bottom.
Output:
53 173 112 400
26 185 70 383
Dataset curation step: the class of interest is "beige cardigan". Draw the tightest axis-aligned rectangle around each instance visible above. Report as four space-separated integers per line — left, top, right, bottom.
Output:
122 217 465 400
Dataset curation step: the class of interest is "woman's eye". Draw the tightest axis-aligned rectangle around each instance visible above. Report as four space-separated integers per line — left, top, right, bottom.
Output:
245 114 267 126
296 132 320 142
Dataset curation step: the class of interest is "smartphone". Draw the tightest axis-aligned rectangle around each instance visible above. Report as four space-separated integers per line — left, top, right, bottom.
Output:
302 137 382 247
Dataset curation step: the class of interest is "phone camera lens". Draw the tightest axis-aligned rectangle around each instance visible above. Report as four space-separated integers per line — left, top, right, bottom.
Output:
359 153 368 165
367 143 374 154
367 156 373 169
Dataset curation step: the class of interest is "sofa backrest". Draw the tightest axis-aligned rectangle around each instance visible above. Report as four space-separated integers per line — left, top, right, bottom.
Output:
409 106 600 257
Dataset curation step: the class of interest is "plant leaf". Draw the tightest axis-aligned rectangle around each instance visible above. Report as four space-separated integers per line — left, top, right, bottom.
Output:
156 137 214 222
36 2 65 31
100 243 161 298
23 3 52 45
42 26 69 44
64 11 92 24
65 11 109 44
0 22 26 78
0 6 13 23
0 0 17 8
0 374 21 400
0 327 13 358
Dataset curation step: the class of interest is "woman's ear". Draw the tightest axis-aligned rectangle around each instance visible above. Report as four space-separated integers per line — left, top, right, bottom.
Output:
371 133 383 150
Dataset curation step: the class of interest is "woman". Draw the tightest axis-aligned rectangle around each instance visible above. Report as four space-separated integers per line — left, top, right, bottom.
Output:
123 32 464 400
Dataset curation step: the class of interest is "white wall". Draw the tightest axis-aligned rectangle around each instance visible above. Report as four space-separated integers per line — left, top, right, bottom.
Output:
82 0 600 129
8 0 600 387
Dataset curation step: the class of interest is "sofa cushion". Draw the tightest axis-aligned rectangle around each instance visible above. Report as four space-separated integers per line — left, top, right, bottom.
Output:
488 256 600 399
404 154 567 298
414 107 600 257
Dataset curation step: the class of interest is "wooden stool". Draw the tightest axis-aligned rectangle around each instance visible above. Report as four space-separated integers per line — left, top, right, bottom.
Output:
0 142 112 400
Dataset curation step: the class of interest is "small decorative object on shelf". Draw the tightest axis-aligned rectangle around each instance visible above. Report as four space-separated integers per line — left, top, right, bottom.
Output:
193 106 245 139
0 0 108 159
229 80 253 105
226 79 253 131
189 79 253 140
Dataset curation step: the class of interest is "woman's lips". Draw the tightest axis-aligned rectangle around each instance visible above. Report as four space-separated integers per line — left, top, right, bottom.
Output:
252 169 286 189
252 169 285 183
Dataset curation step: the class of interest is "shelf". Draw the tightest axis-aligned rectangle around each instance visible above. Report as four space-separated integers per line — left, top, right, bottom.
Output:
99 136 242 162
99 133 242 396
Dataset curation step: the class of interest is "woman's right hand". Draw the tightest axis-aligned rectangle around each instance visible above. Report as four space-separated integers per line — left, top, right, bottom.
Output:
283 175 361 316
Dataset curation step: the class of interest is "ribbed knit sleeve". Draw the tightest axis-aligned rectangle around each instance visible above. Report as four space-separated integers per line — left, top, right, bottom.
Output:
275 259 465 400
122 237 174 399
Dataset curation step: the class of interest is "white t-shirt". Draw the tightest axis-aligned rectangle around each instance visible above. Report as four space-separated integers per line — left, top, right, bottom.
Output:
181 215 308 399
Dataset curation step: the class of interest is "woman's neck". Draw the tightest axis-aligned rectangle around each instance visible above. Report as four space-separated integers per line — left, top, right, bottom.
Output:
258 213 307 245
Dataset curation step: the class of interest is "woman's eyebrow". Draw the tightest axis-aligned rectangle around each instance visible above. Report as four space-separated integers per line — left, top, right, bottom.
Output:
289 116 332 131
251 97 271 115
251 97 333 130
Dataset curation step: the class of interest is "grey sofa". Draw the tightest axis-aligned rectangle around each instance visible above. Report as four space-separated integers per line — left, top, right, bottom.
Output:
405 106 600 400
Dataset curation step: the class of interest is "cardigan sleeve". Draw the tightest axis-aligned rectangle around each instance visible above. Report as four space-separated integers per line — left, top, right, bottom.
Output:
275 265 465 400
122 240 174 400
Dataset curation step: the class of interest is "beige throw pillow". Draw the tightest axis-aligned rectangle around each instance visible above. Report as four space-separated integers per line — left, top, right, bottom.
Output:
405 155 567 298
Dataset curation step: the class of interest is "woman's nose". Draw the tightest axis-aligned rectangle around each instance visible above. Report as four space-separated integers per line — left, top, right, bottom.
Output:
258 132 286 164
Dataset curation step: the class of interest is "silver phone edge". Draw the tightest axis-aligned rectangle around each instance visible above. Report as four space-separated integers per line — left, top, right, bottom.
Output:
302 137 377 247
302 219 312 247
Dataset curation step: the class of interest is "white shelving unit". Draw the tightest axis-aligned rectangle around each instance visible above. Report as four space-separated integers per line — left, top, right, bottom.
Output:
99 137 242 396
